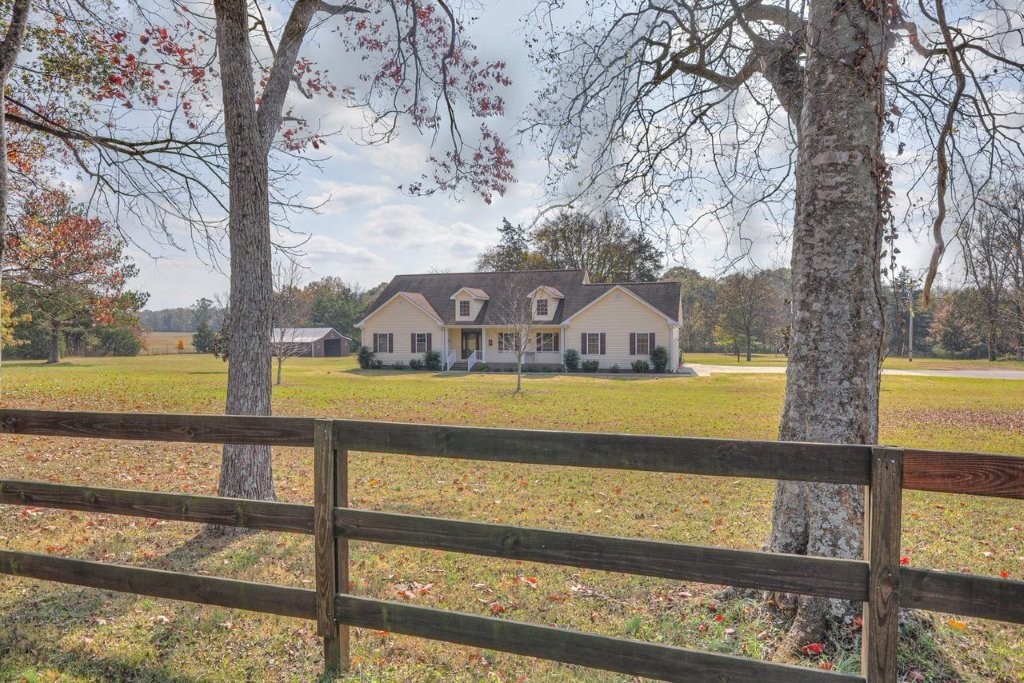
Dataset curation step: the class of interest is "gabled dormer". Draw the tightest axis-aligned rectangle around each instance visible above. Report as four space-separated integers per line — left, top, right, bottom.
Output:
450 287 489 321
526 286 564 322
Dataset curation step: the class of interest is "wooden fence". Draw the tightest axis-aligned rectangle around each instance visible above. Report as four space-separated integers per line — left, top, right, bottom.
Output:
0 409 1021 681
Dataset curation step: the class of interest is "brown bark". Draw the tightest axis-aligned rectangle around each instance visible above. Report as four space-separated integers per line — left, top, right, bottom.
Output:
47 322 59 364
213 0 331 501
766 0 890 651
214 0 276 501
0 0 31 385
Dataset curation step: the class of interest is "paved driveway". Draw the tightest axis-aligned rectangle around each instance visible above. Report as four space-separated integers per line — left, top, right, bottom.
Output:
686 364 1024 381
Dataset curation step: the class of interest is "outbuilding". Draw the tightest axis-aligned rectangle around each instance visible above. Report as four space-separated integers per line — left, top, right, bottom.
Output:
271 327 352 357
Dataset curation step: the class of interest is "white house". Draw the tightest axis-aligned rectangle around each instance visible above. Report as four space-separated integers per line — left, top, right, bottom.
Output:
355 270 682 371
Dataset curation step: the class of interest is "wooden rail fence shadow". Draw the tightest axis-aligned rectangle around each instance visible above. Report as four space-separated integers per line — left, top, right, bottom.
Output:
0 409 1022 681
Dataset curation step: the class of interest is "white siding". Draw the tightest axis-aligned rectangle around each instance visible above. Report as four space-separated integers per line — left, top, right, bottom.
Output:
454 295 485 323
360 297 443 363
485 326 563 365
565 290 676 370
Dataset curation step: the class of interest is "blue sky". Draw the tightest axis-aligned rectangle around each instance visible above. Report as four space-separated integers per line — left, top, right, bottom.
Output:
129 2 945 309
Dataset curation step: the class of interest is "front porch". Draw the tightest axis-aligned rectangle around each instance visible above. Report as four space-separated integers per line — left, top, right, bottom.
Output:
441 326 564 371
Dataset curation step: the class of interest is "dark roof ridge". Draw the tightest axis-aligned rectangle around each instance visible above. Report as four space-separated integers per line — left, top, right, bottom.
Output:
583 280 676 286
390 268 586 277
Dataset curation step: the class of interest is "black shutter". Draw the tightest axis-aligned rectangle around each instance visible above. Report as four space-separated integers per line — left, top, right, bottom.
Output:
629 333 636 355
599 333 606 355
536 332 542 350
388 333 394 353
554 333 560 352
427 333 432 352
411 333 416 353
649 332 655 353
581 333 587 355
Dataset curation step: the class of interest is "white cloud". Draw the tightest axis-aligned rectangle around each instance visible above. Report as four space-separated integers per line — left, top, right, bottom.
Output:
306 181 395 214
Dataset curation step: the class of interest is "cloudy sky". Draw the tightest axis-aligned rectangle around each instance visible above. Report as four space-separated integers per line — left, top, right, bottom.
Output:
130 2 945 309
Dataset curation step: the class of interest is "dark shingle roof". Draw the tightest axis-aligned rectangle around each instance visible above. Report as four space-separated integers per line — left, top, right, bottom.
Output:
362 270 681 325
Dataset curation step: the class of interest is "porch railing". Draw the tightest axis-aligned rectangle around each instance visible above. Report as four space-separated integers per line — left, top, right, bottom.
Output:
445 350 456 371
466 349 480 371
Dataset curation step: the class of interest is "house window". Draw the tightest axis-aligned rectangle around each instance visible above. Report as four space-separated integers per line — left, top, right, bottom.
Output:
459 300 470 317
581 332 605 355
631 332 655 355
498 332 521 352
411 332 431 353
373 333 393 353
536 298 548 316
536 332 559 352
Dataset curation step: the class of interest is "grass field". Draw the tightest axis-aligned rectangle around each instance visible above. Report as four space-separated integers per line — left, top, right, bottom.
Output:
685 351 1024 371
0 355 1022 681
142 331 196 356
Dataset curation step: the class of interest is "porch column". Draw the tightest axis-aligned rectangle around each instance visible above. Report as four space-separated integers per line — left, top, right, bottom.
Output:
481 330 486 363
442 326 448 370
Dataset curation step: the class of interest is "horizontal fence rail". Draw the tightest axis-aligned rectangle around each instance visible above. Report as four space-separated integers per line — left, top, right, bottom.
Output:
4 409 1020 497
903 449 1024 500
0 479 313 534
0 549 317 619
333 507 869 601
0 408 872 484
0 408 1022 682
332 595 860 683
0 549 852 683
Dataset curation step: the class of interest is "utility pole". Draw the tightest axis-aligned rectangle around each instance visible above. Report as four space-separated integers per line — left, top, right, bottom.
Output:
907 286 915 362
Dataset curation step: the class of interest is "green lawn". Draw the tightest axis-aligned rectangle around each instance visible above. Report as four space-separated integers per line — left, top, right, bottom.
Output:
0 355 1021 681
685 351 1024 371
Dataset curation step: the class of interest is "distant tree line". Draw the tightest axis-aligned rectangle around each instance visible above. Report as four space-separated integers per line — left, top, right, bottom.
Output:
476 210 663 283
667 263 1022 362
474 210 1024 362
190 275 387 356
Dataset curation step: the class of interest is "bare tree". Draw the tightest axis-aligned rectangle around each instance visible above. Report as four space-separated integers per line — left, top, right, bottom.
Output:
524 0 1024 648
960 183 1024 358
270 259 312 386
495 272 540 394
960 203 1012 360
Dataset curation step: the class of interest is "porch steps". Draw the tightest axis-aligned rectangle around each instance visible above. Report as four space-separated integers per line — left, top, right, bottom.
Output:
448 361 469 371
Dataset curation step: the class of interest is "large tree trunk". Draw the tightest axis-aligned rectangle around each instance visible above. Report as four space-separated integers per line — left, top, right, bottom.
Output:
766 0 888 652
214 0 275 501
0 0 32 386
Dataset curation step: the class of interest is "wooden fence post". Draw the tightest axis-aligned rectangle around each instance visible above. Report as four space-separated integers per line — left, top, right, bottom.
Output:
863 447 903 681
314 419 349 675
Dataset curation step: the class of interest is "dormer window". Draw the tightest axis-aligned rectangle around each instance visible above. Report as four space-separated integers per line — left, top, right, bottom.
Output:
536 298 549 316
459 300 470 317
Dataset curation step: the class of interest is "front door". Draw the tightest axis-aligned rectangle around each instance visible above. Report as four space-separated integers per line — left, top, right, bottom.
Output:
461 330 481 359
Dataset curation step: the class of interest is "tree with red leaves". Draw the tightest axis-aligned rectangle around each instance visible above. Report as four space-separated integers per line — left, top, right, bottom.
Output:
211 0 513 503
4 189 148 364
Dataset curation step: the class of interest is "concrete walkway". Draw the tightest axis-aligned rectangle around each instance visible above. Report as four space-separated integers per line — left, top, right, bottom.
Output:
686 363 1024 381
